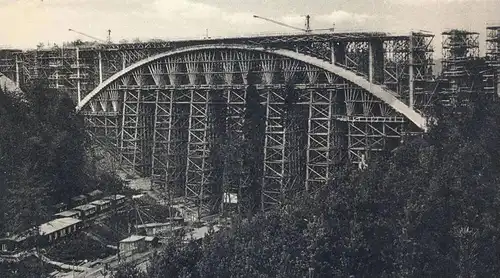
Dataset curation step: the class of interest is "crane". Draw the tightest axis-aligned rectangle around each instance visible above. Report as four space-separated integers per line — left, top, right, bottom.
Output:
68 28 111 44
253 15 334 33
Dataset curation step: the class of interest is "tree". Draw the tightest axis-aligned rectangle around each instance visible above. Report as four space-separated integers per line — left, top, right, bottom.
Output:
113 262 147 278
117 95 500 277
0 83 121 235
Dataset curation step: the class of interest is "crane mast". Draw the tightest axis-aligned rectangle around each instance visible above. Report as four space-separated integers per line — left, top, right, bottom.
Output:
68 28 111 44
253 14 334 33
253 15 308 32
305 15 311 32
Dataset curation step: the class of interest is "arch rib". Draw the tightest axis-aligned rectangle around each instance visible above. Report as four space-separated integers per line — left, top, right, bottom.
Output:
0 72 25 102
76 44 427 131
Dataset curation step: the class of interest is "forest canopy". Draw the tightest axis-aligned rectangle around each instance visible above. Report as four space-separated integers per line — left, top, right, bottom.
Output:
0 83 121 235
116 94 500 277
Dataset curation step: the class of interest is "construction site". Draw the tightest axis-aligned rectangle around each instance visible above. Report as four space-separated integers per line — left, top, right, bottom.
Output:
0 16 499 222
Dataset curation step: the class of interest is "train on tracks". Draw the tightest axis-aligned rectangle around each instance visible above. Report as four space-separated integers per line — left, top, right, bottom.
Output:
0 191 128 255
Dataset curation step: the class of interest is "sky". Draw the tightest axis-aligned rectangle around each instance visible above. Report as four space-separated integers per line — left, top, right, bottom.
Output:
0 0 499 57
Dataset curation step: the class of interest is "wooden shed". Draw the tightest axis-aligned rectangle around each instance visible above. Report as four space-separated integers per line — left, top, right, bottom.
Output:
39 217 83 244
119 235 146 256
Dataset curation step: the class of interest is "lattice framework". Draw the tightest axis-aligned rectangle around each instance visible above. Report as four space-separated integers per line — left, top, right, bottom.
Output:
441 30 480 106
486 26 500 96
79 47 418 217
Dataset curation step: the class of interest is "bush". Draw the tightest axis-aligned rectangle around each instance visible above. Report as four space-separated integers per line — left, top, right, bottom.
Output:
116 95 500 277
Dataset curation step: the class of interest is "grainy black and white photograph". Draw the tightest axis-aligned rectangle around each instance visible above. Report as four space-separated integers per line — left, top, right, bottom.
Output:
0 0 500 277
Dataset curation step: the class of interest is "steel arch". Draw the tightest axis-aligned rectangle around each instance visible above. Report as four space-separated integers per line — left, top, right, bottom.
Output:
0 72 25 102
76 44 427 131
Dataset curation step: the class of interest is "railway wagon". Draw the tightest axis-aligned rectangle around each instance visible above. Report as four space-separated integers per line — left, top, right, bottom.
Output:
71 195 88 207
54 210 81 219
73 204 97 219
90 199 111 213
103 194 127 207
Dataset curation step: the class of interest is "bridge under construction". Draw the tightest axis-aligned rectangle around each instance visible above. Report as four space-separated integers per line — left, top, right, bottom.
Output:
1 28 499 218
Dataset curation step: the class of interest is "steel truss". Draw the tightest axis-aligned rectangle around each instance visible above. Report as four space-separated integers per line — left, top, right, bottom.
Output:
83 114 120 153
184 89 217 217
74 49 98 101
441 30 481 106
118 71 155 176
340 82 405 166
8 32 423 110
78 47 419 217
486 26 500 96
17 48 78 98
98 49 154 79
77 32 399 68
486 26 500 65
260 89 306 210
410 33 435 110
305 87 337 190
383 38 409 99
151 88 189 203
344 41 370 77
380 33 435 111
19 50 46 82
222 87 248 214
220 50 252 215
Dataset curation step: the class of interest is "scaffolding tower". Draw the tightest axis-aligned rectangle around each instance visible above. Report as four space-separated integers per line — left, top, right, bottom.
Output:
486 25 500 96
17 47 79 99
441 29 480 106
0 50 21 84
410 32 435 110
